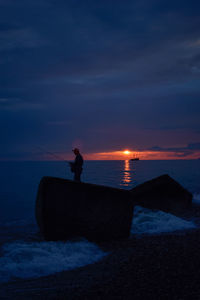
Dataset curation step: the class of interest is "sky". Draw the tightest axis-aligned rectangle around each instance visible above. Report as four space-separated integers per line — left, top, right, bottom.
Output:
1 0 200 160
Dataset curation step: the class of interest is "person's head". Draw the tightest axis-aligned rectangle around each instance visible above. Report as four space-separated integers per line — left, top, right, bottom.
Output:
72 148 79 155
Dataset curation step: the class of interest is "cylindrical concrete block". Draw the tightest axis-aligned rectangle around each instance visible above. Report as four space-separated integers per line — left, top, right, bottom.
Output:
36 176 134 241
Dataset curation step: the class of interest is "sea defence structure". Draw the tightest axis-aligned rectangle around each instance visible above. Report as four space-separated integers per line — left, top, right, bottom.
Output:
36 177 134 241
130 174 193 213
36 174 192 241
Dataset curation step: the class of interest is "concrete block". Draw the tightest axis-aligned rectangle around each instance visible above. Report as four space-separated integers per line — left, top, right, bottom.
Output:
35 176 134 241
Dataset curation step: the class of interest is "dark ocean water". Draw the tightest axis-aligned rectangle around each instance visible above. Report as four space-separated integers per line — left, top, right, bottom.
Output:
0 160 199 283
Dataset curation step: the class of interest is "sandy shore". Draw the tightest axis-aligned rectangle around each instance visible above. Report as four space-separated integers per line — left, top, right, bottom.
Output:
1 204 200 299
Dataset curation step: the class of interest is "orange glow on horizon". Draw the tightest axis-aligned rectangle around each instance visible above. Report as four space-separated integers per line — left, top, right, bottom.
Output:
83 150 135 160
81 150 200 161
26 149 200 161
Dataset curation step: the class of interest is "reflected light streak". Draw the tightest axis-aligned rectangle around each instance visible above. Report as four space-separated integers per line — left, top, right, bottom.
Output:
123 159 131 186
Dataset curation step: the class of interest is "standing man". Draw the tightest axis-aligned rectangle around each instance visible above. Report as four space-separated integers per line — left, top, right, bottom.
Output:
70 148 84 182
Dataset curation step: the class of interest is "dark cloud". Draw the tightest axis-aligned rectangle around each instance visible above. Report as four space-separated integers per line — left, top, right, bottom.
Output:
187 143 200 150
148 143 200 157
0 0 200 158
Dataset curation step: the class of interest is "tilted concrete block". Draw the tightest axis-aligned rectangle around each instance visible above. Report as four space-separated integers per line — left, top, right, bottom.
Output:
130 174 192 213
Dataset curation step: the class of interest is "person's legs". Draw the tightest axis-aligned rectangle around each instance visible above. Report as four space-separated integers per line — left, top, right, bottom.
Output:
74 171 81 182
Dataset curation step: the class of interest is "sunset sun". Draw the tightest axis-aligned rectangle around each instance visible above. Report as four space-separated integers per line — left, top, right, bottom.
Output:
123 150 131 155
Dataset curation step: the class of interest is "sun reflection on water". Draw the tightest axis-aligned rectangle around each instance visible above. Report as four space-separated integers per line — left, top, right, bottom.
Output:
122 160 132 186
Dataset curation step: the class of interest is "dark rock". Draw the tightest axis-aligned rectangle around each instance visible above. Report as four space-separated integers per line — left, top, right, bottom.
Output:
130 174 193 213
35 176 134 241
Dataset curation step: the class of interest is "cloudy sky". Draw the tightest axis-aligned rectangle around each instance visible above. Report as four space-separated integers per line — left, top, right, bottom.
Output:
1 0 200 160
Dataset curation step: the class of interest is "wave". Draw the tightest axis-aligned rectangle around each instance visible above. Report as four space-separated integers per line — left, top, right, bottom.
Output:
0 205 197 283
0 239 107 283
193 193 200 204
131 206 196 235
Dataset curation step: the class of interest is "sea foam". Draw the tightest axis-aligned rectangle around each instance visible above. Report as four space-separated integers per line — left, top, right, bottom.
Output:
0 207 196 283
0 239 107 283
193 193 200 204
131 206 196 235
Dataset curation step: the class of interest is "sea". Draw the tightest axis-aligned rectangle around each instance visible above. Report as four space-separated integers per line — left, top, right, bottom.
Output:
0 160 200 284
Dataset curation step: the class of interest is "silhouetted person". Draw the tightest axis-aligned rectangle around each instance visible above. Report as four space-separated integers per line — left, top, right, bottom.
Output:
70 148 84 182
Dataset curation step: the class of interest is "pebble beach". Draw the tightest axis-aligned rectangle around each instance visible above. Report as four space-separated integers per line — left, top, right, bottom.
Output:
1 204 200 300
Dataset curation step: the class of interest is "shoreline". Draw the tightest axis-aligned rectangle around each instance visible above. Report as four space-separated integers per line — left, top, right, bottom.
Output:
1 203 200 299
1 227 200 300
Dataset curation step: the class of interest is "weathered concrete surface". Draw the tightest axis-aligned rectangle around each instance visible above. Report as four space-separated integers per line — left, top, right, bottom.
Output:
35 177 134 241
130 174 192 213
